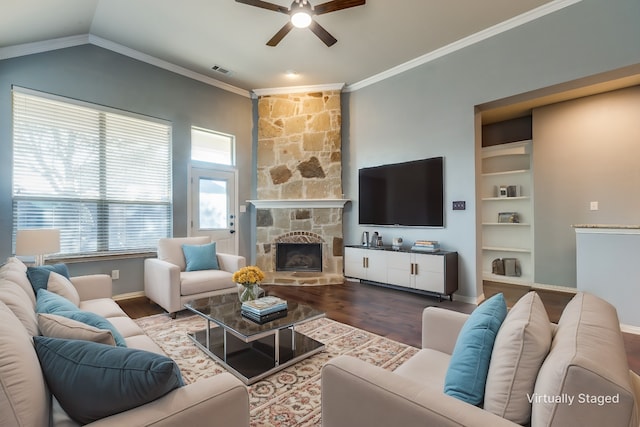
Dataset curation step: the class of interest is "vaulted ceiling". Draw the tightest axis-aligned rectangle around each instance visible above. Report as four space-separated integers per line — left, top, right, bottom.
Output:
2 0 565 94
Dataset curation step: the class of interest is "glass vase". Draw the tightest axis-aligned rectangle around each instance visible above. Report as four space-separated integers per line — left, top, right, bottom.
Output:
238 283 264 302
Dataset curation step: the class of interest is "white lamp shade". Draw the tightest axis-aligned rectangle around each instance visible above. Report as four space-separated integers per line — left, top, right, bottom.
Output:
15 229 61 256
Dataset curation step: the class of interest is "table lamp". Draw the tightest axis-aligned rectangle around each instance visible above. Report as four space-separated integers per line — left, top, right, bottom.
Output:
15 229 61 266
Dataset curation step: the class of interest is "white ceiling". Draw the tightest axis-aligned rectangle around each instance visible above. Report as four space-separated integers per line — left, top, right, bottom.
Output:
2 0 567 95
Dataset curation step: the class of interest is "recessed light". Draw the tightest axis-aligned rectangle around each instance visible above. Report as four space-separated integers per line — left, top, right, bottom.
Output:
285 70 300 78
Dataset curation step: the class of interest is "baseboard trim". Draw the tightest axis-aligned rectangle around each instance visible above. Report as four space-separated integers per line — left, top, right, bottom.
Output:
621 324 640 335
112 291 146 301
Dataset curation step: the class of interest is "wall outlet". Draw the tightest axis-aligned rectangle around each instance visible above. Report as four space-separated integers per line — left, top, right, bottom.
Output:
590 201 599 211
452 201 466 210
111 270 120 280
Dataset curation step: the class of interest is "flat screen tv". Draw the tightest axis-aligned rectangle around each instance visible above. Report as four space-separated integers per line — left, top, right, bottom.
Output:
359 157 444 227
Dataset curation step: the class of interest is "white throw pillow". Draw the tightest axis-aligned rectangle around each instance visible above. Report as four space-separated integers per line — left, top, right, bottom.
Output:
484 291 552 424
0 279 39 336
47 271 81 306
38 313 116 346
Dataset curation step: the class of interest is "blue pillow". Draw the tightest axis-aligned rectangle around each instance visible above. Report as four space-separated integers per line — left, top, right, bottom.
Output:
33 336 184 425
182 242 219 271
36 288 78 314
444 293 507 405
27 263 70 293
55 310 127 348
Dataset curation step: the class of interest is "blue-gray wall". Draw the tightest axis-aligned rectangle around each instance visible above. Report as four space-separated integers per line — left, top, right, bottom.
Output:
2 0 639 300
0 44 253 295
343 0 640 300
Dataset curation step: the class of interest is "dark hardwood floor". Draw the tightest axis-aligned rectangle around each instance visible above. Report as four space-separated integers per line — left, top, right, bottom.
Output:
118 281 640 375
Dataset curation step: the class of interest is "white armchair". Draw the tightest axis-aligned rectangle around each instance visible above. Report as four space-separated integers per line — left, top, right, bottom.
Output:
144 236 245 317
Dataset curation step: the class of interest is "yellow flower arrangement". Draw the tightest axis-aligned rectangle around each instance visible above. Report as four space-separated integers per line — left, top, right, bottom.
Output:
232 265 265 285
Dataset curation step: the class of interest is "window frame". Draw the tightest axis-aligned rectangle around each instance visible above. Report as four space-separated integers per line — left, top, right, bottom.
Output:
11 87 173 258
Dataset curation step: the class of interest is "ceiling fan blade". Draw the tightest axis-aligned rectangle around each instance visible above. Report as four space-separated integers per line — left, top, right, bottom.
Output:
308 20 337 47
235 0 289 14
266 22 294 46
313 0 366 15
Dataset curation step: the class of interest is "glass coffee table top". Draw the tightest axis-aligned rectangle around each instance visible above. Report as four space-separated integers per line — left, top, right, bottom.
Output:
184 294 326 384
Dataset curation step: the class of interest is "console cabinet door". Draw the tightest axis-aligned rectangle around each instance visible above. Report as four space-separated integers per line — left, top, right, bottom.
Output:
386 251 413 288
413 253 444 293
365 250 388 283
344 247 367 279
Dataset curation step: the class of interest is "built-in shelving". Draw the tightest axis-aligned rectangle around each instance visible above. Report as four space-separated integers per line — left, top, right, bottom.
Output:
480 140 534 285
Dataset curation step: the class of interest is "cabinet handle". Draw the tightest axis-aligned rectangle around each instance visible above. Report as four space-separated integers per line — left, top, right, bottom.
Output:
410 263 415 275
363 257 366 268
414 263 418 275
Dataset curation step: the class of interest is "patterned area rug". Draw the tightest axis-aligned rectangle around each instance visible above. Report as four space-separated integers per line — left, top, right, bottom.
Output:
135 313 419 426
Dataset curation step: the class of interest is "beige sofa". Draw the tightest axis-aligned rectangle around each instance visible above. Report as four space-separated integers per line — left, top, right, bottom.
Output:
144 236 246 317
0 257 249 427
322 291 640 427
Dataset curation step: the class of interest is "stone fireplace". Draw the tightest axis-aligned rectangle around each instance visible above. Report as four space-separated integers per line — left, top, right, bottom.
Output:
252 87 347 285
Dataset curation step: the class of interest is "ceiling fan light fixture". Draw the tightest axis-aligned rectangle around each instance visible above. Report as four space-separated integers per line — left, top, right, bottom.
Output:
291 10 312 28
290 1 313 28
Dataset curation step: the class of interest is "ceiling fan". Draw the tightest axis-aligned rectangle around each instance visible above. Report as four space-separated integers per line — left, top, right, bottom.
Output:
236 0 366 47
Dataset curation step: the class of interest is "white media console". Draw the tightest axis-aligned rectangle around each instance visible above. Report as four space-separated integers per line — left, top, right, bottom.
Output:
344 246 458 301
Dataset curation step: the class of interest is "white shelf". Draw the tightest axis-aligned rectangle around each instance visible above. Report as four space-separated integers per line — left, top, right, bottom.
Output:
481 139 534 286
483 246 531 253
482 169 529 177
482 196 530 201
482 272 533 286
482 222 530 226
481 140 531 158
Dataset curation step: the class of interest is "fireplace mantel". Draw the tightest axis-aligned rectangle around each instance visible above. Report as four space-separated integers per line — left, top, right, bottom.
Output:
247 199 350 209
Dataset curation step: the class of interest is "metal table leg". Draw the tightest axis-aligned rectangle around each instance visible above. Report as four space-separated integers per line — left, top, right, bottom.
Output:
274 330 280 367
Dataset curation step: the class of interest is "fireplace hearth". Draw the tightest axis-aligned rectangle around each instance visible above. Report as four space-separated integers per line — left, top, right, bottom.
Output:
276 243 322 272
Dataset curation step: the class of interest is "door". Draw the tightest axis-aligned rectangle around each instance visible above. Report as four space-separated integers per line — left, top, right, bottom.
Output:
190 167 238 254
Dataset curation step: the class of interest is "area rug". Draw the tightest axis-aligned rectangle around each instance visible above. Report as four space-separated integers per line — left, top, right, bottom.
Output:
135 313 419 426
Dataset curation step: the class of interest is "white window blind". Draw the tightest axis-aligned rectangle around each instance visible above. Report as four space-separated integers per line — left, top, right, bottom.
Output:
12 88 172 256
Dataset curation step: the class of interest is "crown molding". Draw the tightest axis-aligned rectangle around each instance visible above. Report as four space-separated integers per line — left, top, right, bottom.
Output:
0 34 251 99
345 0 584 92
252 83 345 98
0 34 89 60
88 36 251 98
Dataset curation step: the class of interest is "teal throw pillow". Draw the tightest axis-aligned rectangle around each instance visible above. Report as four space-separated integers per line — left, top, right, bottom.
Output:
36 288 78 314
444 293 507 405
55 310 127 347
27 263 70 293
33 336 184 425
182 242 219 271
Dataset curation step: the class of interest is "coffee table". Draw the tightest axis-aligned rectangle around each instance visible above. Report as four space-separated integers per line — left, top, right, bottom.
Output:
184 295 326 384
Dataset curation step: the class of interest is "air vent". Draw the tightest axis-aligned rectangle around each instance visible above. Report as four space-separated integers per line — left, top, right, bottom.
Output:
211 65 232 75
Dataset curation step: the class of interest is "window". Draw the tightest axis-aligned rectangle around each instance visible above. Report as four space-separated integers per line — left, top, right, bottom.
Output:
191 127 235 166
12 88 172 256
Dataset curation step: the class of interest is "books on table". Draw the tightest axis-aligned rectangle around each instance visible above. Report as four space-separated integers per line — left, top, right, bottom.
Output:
411 240 440 252
241 309 288 323
241 296 288 323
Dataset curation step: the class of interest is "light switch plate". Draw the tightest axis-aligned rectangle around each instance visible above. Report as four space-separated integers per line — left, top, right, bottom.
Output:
452 201 466 210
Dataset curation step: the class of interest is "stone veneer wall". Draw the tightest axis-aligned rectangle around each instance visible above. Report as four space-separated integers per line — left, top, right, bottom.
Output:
256 90 343 279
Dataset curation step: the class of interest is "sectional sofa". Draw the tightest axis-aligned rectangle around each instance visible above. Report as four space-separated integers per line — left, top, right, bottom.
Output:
0 257 249 426
322 291 640 427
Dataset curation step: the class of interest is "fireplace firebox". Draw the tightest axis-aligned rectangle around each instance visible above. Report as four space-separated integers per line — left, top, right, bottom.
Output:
276 243 322 272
